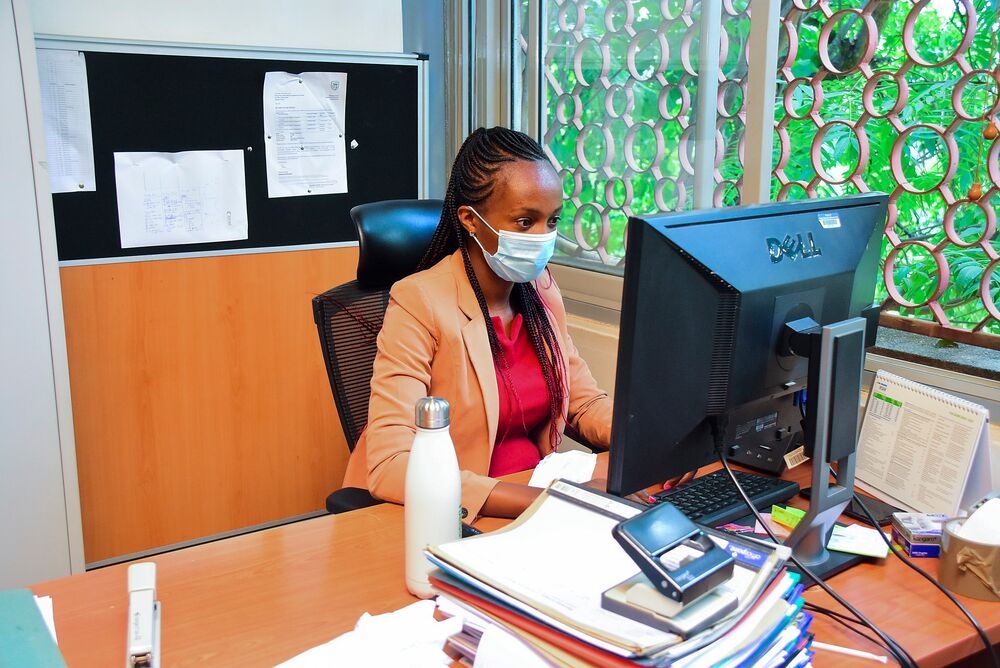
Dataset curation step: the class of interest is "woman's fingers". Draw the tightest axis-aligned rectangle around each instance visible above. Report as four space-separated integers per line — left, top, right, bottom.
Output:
662 468 699 490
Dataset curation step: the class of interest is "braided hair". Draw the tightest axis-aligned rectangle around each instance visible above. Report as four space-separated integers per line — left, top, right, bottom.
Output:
418 127 568 451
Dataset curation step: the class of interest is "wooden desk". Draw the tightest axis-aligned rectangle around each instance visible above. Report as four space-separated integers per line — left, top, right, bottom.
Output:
31 472 1000 667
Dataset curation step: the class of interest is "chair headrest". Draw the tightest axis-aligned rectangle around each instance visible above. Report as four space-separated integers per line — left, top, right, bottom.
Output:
351 199 444 288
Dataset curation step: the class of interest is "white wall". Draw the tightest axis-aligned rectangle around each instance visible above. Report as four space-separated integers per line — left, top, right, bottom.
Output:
567 316 619 395
1 0 84 588
30 0 403 53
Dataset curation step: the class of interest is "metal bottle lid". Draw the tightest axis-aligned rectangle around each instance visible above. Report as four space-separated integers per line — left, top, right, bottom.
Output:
415 396 450 429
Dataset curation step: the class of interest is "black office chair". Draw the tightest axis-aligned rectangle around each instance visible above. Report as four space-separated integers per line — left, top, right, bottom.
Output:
313 199 443 513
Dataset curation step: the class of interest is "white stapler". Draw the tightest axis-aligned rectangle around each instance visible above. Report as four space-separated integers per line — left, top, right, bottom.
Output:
126 562 160 668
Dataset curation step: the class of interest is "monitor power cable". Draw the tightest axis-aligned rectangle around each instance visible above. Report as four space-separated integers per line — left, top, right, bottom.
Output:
849 490 999 668
802 600 899 658
710 429 917 667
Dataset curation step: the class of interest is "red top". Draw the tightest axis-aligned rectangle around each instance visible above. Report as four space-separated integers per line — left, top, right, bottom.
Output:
488 314 551 477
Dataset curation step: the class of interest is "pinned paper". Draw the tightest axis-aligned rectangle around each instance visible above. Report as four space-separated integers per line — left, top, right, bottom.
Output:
37 49 96 193
263 71 348 198
113 150 249 248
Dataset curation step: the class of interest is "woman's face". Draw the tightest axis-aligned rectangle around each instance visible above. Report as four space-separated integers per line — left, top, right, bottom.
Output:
458 159 563 255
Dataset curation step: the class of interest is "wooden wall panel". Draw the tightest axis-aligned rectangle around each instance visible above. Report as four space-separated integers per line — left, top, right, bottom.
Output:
60 246 359 562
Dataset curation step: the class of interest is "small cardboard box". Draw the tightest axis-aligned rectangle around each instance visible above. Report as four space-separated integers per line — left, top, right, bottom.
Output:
890 512 946 558
891 512 947 543
891 528 941 558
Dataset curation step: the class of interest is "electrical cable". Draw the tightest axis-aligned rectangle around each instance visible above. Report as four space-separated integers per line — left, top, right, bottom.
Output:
851 492 999 668
713 442 917 668
802 601 896 657
822 459 997 667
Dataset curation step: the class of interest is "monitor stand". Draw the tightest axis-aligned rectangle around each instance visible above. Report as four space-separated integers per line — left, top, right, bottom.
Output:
782 316 870 586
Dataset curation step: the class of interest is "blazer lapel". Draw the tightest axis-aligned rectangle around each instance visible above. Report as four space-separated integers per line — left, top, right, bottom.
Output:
452 253 499 455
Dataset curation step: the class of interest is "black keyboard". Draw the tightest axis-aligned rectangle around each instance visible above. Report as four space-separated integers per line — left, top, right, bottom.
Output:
654 469 800 528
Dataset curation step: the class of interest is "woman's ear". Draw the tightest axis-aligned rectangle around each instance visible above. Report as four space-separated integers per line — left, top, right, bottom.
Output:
456 205 478 238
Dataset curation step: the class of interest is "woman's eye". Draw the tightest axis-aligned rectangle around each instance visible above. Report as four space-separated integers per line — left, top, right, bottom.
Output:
548 216 560 228
516 218 533 229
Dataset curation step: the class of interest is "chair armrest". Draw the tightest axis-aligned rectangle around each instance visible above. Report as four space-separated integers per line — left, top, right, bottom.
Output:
326 487 385 514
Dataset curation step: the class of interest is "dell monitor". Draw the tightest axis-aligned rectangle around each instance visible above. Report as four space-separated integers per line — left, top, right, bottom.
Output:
608 193 888 576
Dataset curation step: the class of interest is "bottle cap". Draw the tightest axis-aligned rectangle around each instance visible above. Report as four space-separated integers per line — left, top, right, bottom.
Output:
415 396 450 429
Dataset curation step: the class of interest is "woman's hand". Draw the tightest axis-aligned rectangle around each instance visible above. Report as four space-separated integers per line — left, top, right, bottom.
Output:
663 468 698 490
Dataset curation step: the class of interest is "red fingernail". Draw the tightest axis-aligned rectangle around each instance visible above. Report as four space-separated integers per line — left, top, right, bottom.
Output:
646 495 656 504
662 483 672 491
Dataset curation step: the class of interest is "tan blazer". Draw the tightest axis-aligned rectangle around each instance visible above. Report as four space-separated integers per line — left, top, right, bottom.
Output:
342 250 613 519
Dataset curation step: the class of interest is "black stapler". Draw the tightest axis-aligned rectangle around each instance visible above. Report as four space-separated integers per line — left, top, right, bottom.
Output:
611 501 734 605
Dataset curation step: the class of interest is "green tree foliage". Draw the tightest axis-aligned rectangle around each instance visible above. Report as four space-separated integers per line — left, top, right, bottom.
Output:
544 0 999 336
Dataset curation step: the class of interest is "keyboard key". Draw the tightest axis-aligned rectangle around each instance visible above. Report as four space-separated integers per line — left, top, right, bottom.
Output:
654 469 800 528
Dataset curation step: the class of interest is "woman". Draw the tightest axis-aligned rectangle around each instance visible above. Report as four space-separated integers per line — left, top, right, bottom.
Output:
341 127 613 520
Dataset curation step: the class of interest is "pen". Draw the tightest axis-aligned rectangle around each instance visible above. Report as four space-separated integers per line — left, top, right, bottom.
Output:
812 641 888 663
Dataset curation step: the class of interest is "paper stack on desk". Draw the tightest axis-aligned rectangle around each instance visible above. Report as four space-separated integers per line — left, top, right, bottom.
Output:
427 481 814 667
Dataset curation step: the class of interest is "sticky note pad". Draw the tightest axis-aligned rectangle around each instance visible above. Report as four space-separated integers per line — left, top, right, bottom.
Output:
771 505 805 529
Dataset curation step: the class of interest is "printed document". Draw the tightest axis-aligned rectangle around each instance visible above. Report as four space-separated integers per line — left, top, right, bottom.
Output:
856 370 992 515
37 49 96 193
263 71 348 198
433 490 673 653
113 150 249 248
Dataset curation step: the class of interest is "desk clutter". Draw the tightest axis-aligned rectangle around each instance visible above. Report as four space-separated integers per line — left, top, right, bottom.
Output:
14 478 997 665
425 480 815 666
276 470 1000 666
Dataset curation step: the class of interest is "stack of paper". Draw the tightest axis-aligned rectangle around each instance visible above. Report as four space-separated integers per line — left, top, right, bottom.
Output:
427 481 815 666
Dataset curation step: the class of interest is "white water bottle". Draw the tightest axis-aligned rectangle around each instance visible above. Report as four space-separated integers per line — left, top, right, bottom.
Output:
404 396 462 598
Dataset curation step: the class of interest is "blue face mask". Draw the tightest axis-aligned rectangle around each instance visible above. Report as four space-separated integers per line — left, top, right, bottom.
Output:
468 207 557 283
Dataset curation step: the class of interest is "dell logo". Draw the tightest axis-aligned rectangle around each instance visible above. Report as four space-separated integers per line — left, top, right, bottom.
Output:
766 233 822 263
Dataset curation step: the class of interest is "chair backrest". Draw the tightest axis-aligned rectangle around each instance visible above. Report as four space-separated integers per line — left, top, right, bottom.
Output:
312 199 443 450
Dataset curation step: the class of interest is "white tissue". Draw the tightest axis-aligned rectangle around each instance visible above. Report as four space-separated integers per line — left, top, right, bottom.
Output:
437 595 551 668
276 599 462 666
528 450 597 488
956 498 1000 545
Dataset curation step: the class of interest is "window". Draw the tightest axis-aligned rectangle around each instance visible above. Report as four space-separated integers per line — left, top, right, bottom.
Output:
496 1 1000 348
774 1 1000 345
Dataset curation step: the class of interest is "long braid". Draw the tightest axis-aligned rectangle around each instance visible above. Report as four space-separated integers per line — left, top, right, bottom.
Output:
420 127 568 452
515 281 569 449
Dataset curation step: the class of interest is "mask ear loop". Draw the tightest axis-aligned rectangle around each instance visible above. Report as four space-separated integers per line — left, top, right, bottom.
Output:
467 206 502 240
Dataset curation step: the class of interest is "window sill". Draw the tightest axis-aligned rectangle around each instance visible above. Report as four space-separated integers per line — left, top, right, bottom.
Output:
549 261 623 327
869 327 1000 382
